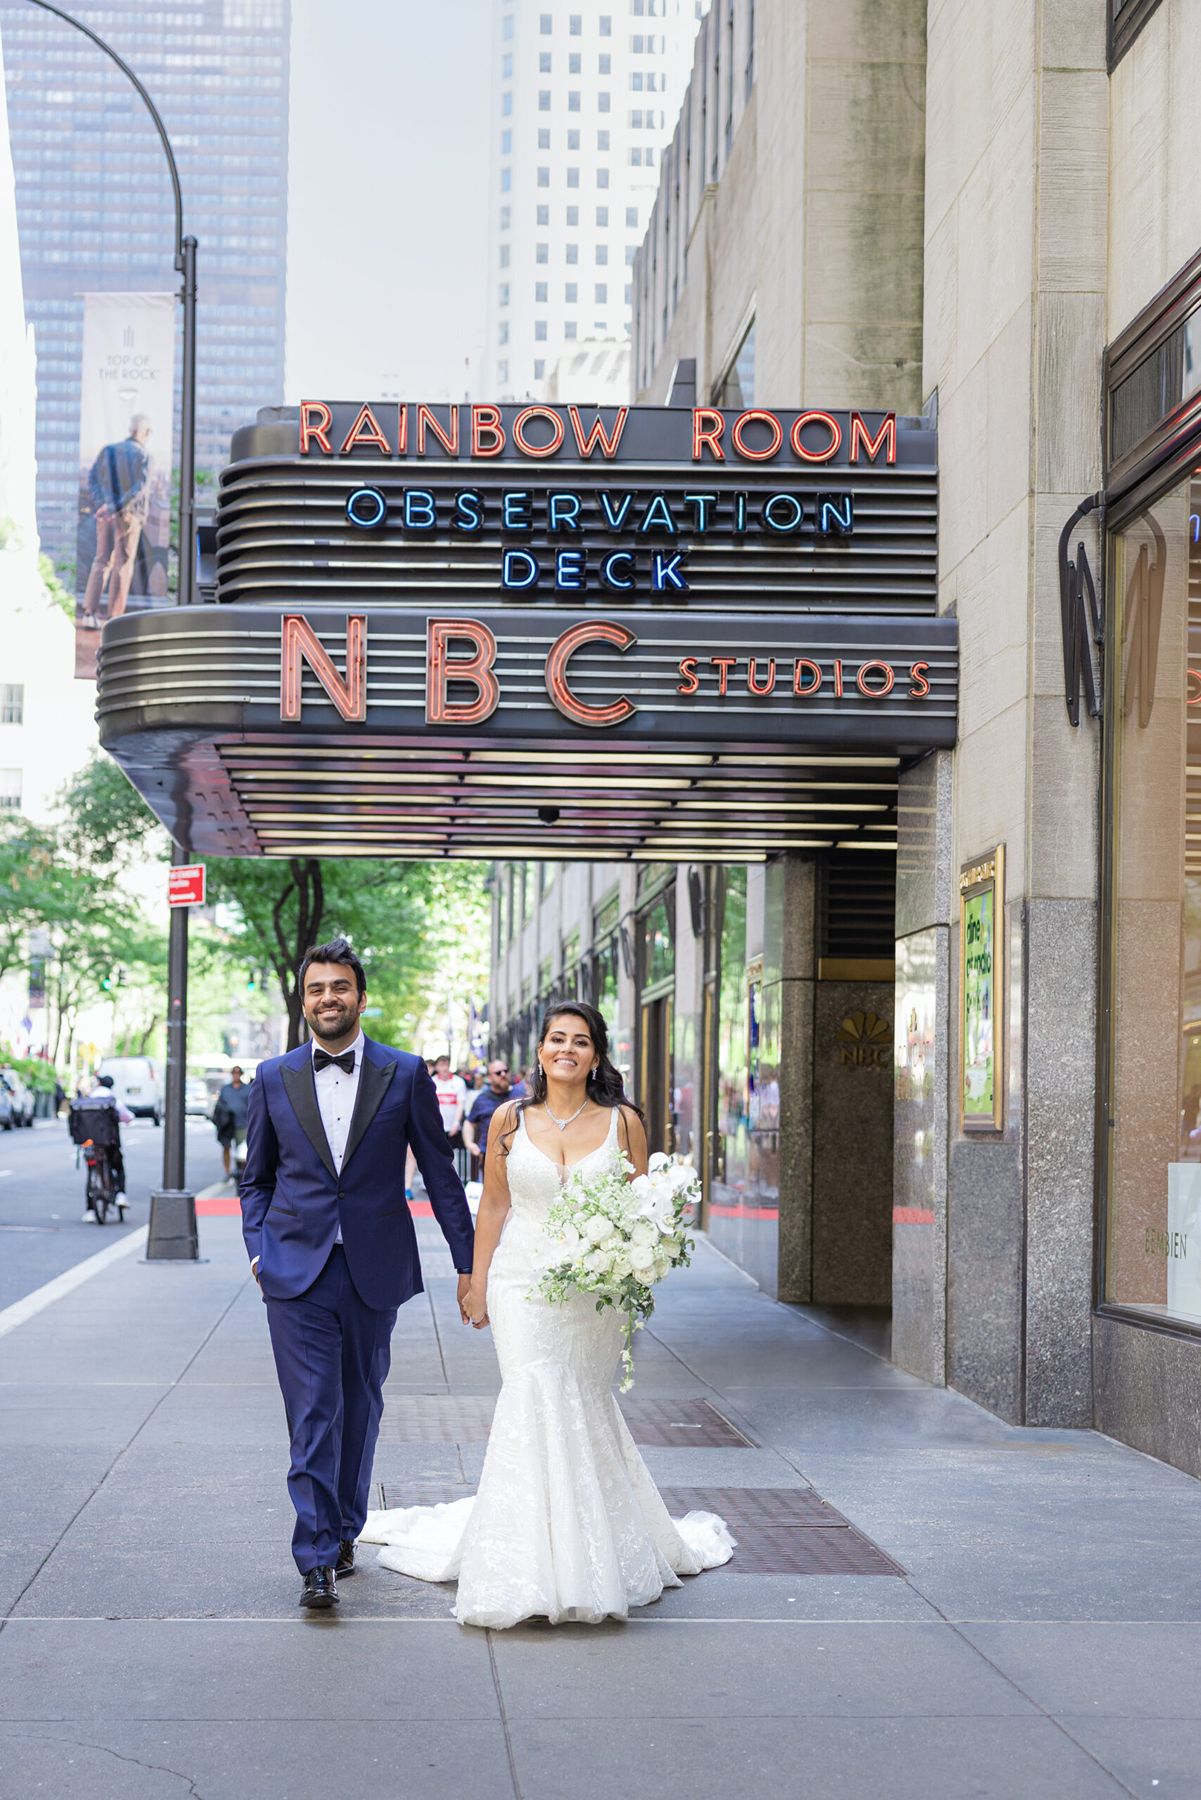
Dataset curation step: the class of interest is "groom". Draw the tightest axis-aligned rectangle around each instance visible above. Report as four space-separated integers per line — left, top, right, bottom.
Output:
240 937 475 1609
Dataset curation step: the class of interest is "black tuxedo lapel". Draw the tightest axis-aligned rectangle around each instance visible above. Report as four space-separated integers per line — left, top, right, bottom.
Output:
280 1055 337 1180
342 1047 396 1172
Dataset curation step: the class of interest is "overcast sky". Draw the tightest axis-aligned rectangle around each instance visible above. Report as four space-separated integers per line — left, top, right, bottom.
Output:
285 0 492 403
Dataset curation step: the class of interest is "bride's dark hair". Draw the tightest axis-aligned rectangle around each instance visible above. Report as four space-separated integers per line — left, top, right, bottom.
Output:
498 999 642 1152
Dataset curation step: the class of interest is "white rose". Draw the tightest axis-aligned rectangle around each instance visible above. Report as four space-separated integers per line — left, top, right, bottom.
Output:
629 1242 656 1273
584 1249 609 1274
612 1251 634 1279
585 1215 611 1245
630 1221 657 1251
653 1250 672 1280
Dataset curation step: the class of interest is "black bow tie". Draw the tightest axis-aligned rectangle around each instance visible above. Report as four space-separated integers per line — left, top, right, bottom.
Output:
313 1048 355 1075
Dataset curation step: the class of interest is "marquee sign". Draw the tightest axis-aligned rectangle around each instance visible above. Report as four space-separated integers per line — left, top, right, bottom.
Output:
95 397 953 861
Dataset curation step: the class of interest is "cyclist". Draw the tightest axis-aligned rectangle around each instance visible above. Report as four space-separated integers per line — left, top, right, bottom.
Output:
80 1074 132 1222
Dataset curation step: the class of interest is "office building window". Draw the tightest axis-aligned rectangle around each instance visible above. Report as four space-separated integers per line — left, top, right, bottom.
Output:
565 281 578 302
539 11 552 31
566 243 579 264
625 244 638 264
599 52 611 72
502 89 512 115
713 317 755 407
567 167 580 188
598 91 611 112
502 53 513 77
535 320 548 340
0 684 23 725
499 205 510 229
536 242 549 263
568 129 580 149
503 12 514 39
500 129 512 154
565 321 578 340
568 90 581 111
626 206 638 227
537 204 550 225
535 281 548 301
566 205 579 225
498 322 509 345
595 283 607 303
499 243 510 267
596 244 608 265
534 358 545 379
569 52 581 72
498 359 509 383
538 90 551 110
0 770 20 811
538 128 551 148
569 12 582 33
597 130 610 150
539 50 552 71
597 206 609 226
501 167 511 192
600 13 612 34
597 167 610 187
537 166 550 187
498 283 510 306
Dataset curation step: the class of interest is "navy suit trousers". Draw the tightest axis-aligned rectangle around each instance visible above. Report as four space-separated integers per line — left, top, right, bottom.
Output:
264 1246 397 1573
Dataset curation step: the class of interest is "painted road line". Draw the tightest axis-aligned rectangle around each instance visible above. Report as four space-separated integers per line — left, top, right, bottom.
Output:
0 1224 148 1342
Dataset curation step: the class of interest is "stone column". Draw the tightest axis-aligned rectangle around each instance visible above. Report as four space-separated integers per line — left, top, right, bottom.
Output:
769 854 817 1304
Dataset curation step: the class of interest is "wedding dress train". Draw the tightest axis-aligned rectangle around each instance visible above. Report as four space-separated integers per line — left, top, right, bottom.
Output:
360 1108 734 1627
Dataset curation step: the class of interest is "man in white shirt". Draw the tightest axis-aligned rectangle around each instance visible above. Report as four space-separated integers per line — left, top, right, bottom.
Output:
431 1054 468 1145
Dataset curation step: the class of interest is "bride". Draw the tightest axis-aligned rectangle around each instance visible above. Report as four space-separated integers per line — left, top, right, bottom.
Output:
361 999 733 1628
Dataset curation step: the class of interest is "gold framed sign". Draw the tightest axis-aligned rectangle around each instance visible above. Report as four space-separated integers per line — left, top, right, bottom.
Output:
959 845 1005 1132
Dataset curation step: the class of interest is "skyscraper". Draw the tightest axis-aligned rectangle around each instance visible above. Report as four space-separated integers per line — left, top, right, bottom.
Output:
0 0 290 573
482 0 707 401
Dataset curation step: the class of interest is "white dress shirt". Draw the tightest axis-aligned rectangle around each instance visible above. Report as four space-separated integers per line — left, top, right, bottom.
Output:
313 1030 365 1243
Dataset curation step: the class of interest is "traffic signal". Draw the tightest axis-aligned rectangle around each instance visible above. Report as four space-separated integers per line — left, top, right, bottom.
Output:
246 971 256 992
100 971 113 992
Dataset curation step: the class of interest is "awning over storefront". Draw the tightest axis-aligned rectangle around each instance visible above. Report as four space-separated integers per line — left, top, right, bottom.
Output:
97 400 954 860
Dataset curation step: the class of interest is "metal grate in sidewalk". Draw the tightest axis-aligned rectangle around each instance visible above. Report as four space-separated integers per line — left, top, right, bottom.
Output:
660 1485 906 1576
374 1394 754 1448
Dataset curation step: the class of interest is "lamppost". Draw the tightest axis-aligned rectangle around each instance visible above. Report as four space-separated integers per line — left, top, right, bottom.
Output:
27 1 198 1257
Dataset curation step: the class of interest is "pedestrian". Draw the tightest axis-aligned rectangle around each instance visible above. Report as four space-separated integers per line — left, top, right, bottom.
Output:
80 413 152 627
239 936 473 1609
213 1064 251 1179
461 1058 523 1172
431 1053 468 1147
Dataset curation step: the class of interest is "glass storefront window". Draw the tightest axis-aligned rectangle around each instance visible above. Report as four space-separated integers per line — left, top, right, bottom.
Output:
1107 468 1201 1325
639 894 674 991
715 867 750 1198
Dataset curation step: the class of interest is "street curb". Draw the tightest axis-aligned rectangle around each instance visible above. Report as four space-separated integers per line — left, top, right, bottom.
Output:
0 1224 149 1342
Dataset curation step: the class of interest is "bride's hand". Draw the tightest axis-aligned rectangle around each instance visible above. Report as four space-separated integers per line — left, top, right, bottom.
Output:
464 1285 489 1329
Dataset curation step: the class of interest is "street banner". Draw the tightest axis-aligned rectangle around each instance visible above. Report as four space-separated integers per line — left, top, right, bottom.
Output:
74 292 175 680
168 864 206 908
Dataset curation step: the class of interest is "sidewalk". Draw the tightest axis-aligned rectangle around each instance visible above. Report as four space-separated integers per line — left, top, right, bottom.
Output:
1 1212 1199 1800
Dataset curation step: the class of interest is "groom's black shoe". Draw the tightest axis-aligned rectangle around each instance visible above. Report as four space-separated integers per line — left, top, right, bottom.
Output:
299 1566 339 1609
335 1539 356 1578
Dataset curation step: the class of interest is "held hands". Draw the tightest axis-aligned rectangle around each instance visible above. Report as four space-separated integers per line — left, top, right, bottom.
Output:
458 1273 489 1329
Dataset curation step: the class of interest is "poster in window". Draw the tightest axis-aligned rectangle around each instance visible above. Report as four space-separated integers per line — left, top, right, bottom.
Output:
959 846 1005 1132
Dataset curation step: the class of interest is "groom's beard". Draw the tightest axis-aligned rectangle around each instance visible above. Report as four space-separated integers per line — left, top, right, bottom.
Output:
306 1000 360 1045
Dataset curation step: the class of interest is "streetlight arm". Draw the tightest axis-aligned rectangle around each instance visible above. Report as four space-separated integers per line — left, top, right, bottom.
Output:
24 0 184 267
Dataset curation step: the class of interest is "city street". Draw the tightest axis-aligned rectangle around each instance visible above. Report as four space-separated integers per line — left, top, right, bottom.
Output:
2 1210 1200 1799
0 1117 225 1311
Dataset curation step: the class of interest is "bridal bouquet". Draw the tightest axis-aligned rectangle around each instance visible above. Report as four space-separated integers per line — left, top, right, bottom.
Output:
531 1151 698 1390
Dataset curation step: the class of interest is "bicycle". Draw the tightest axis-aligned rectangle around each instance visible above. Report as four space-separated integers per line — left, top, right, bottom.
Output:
81 1137 118 1223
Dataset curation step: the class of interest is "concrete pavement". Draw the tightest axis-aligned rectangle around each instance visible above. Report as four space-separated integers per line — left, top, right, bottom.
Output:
1 1205 1199 1798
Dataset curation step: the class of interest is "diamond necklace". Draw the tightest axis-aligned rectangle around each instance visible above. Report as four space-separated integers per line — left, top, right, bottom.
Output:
544 1098 590 1132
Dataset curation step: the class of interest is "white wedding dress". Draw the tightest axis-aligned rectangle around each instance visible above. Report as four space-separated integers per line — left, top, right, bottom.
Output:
360 1107 734 1627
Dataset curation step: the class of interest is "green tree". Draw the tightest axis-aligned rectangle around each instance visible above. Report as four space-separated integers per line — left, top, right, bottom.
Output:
205 856 489 1049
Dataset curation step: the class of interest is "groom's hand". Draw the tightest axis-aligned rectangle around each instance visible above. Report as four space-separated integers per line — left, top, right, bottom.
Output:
457 1274 475 1326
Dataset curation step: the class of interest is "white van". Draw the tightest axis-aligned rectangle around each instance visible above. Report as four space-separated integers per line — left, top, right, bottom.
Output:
96 1056 163 1124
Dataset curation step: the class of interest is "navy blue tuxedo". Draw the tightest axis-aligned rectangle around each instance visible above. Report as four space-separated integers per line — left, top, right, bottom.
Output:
239 1037 474 1573
240 1038 474 1305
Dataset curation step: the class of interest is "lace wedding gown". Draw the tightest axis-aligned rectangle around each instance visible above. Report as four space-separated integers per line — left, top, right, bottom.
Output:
360 1107 734 1628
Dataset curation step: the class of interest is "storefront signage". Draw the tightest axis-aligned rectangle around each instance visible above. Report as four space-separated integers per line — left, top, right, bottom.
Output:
273 609 955 745
960 847 1005 1132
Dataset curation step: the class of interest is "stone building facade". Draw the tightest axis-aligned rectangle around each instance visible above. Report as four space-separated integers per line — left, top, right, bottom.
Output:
488 0 1201 1476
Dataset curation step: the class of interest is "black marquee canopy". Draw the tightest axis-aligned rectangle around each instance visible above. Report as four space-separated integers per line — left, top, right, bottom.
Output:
96 398 954 862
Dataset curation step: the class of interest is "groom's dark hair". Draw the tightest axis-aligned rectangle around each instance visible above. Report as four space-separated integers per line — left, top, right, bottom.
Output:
299 936 367 998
